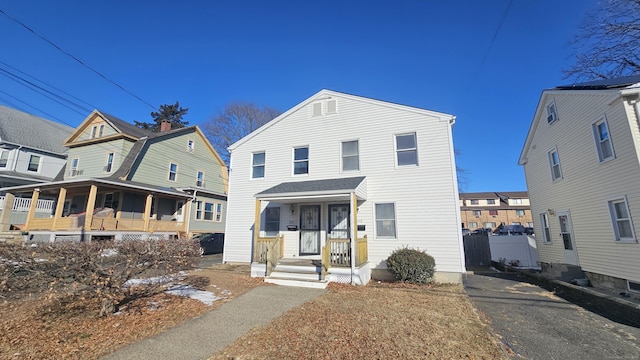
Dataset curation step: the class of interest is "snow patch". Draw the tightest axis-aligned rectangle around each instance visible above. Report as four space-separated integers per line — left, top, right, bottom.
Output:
165 284 223 305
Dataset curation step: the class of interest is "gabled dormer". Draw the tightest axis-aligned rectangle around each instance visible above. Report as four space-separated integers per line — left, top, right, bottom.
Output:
63 110 153 148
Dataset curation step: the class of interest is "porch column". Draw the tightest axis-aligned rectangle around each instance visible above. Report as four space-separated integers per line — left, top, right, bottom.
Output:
350 192 357 282
115 192 125 219
84 185 98 229
52 188 67 230
182 199 191 232
24 190 40 231
0 192 15 231
143 194 153 231
253 198 261 261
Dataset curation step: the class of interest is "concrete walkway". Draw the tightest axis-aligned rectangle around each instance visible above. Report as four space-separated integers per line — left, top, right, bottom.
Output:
101 285 325 360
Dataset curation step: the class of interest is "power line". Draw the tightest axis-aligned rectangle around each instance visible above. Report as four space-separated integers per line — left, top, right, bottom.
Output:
471 0 513 84
0 7 156 110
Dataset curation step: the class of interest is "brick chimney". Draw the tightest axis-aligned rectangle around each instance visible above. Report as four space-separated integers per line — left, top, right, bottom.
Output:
160 119 171 132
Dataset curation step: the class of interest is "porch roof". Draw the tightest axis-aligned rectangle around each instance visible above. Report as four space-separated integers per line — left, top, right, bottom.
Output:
255 176 366 202
0 178 192 199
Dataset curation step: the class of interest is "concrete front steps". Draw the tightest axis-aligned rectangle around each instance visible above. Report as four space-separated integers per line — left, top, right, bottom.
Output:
265 258 328 289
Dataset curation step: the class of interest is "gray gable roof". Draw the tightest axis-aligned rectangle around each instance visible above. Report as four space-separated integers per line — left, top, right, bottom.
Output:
256 176 366 197
0 105 74 155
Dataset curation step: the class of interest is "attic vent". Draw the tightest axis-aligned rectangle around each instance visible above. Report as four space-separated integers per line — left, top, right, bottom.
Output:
327 99 337 114
312 102 322 117
311 99 337 117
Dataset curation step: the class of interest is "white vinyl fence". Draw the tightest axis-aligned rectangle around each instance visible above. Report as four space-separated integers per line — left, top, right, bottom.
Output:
489 235 540 269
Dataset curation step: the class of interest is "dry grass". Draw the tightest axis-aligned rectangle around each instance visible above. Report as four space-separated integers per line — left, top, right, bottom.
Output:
0 263 261 360
211 281 509 360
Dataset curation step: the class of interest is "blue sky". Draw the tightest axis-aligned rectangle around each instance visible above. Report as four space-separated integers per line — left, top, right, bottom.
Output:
0 0 594 192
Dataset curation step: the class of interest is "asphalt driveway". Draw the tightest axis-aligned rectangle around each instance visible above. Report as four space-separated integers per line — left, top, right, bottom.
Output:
464 271 640 359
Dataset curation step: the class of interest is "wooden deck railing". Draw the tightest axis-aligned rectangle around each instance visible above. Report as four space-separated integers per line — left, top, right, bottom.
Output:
254 235 284 276
355 235 368 267
324 235 368 268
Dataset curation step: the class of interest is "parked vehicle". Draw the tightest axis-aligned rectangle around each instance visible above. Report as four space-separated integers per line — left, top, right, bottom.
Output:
497 224 525 235
192 233 225 255
524 227 535 235
462 228 471 236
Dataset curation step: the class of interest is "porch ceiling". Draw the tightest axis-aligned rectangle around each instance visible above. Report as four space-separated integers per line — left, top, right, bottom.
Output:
255 176 366 202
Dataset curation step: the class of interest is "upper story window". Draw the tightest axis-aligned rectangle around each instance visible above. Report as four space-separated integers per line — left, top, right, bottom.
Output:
548 147 562 181
187 140 195 153
196 171 205 187
593 117 615 162
489 210 498 216
0 151 8 168
608 197 635 242
293 147 309 175
512 198 523 205
98 124 105 137
341 140 359 171
70 158 79 177
546 99 558 124
252 152 265 179
516 209 526 216
487 199 496 205
104 152 114 173
472 210 482 216
395 132 418 166
470 199 479 205
168 162 178 181
90 126 97 139
27 155 40 172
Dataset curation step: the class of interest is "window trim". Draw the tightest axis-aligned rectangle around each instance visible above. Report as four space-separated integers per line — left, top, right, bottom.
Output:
195 201 203 220
90 125 97 139
546 98 558 124
548 147 563 181
341 139 360 172
168 162 178 181
252 151 266 179
27 155 41 172
607 196 636 243
394 132 419 167
592 116 615 163
293 146 309 176
70 158 79 177
540 212 552 243
104 152 114 173
98 124 105 138
375 202 397 239
215 203 223 222
196 171 205 187
187 140 195 153
0 150 9 168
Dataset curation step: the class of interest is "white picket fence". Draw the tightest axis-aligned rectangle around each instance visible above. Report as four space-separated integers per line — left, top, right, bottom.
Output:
0 196 55 213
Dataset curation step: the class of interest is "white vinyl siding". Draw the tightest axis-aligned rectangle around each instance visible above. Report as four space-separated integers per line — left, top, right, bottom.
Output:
593 117 615 162
522 90 640 282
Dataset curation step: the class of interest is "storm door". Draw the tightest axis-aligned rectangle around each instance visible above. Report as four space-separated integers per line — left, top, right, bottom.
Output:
329 204 350 239
558 211 578 265
300 205 321 255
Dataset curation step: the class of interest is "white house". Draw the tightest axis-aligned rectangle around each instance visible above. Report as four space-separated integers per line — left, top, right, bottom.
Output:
223 89 465 287
519 75 640 294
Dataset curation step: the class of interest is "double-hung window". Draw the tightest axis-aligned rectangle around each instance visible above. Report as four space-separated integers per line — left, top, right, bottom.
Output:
608 198 635 242
548 147 562 181
195 201 203 220
252 152 265 179
472 210 481 217
546 100 558 124
516 209 525 217
593 118 615 162
0 151 8 168
540 213 551 243
265 207 280 236
187 140 195 153
168 163 178 181
90 126 97 139
341 140 359 171
98 124 105 137
70 158 79 177
375 203 397 239
395 132 418 166
215 203 223 222
204 202 214 220
293 147 309 175
28 155 40 172
104 152 114 173
196 171 204 187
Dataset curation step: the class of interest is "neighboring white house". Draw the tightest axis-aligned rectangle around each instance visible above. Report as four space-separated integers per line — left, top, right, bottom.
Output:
223 89 465 287
519 75 640 294
0 105 73 188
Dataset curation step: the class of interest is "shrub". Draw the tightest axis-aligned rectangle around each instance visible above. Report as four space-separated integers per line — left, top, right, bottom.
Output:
385 247 436 284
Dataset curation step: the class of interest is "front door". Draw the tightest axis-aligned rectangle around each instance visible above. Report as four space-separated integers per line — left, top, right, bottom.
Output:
329 204 350 239
558 211 578 265
300 205 321 255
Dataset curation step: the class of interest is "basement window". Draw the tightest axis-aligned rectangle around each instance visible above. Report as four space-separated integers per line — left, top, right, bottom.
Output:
628 280 640 293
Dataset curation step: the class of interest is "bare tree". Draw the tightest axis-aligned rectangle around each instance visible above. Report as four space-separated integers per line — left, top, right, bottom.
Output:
565 0 640 81
203 102 281 165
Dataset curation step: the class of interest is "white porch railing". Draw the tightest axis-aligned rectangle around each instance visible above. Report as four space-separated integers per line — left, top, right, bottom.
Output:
0 196 55 213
